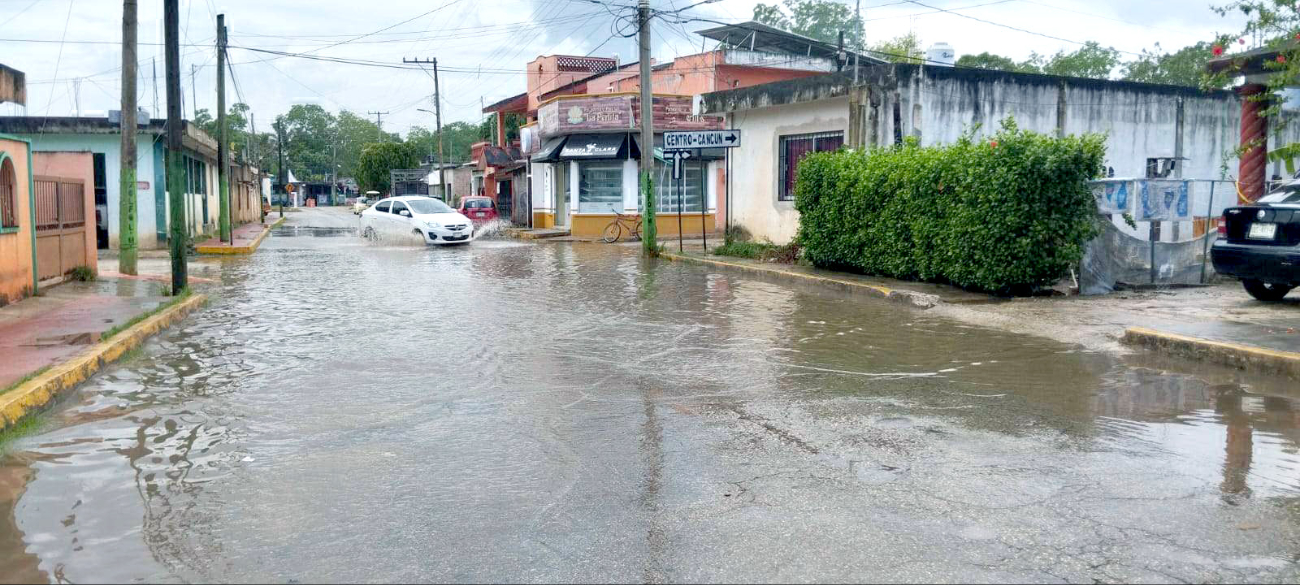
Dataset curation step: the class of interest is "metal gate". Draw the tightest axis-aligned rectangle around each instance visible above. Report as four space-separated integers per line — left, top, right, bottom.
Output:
34 177 88 281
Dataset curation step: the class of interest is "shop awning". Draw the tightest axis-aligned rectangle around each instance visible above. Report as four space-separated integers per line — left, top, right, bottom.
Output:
559 134 626 159
530 136 566 163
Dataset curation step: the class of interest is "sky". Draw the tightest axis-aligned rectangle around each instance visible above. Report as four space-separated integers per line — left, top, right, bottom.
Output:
0 0 1251 138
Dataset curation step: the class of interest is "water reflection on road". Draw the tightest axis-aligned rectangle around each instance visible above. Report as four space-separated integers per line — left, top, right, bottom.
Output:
2 225 1300 583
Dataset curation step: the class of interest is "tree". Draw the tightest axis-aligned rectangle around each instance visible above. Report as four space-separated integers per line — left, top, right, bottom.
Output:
477 113 526 144
356 141 418 194
1206 1 1300 172
1031 42 1121 79
336 110 393 179
1122 42 1222 87
870 32 923 64
956 52 1038 73
753 0 864 47
280 104 337 181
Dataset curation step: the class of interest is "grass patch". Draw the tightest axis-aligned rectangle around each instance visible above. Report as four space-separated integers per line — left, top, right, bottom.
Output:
69 265 96 282
0 413 48 450
712 240 801 264
0 366 51 396
99 288 193 342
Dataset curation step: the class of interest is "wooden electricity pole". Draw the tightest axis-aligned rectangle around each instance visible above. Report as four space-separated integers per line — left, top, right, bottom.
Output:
403 58 446 201
118 0 139 275
638 0 656 254
217 13 230 242
164 0 187 294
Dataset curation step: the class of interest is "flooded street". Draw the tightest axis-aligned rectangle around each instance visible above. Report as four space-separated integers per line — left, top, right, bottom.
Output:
3 212 1300 583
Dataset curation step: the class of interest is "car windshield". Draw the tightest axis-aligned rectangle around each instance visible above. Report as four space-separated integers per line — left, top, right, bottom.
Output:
1259 185 1300 204
407 199 453 214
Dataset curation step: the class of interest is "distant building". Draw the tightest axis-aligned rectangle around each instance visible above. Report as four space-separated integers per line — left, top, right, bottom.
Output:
479 22 850 235
0 115 261 250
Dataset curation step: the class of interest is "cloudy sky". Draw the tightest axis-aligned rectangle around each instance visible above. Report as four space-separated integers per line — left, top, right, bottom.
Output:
0 0 1250 137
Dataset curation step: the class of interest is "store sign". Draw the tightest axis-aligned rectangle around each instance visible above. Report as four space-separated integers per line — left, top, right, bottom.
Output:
537 94 723 138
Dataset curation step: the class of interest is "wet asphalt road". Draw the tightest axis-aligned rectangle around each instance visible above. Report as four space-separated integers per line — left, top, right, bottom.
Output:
3 208 1300 583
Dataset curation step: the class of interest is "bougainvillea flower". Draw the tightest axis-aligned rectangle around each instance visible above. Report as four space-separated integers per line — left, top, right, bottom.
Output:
1213 44 1224 56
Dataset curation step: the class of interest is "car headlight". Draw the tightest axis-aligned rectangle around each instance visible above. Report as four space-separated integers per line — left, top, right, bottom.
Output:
425 221 442 229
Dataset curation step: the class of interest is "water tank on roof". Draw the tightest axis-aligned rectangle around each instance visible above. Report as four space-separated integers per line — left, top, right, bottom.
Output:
926 42 955 67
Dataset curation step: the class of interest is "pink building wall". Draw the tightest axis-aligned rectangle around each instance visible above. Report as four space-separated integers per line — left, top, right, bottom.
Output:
31 151 96 277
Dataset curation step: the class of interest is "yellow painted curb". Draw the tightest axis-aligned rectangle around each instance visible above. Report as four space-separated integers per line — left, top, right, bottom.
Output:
195 218 284 255
1122 326 1300 379
0 293 208 432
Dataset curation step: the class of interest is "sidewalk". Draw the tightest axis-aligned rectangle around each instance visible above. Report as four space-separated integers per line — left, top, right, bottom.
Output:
663 249 1300 378
0 277 206 431
194 218 283 255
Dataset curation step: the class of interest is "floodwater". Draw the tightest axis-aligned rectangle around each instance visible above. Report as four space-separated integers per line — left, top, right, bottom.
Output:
3 217 1300 583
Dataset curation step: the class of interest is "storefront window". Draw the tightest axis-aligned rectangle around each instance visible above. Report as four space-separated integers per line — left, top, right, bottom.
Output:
647 159 705 213
578 161 623 214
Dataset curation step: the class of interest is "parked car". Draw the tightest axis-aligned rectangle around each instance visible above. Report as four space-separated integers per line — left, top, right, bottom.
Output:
1211 181 1300 301
359 196 474 245
353 191 379 215
457 196 498 225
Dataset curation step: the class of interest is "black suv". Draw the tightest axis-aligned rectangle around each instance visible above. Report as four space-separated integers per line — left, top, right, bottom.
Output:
1211 183 1300 301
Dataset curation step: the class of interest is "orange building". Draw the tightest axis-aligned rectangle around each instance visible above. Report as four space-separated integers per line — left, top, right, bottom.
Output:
480 22 870 235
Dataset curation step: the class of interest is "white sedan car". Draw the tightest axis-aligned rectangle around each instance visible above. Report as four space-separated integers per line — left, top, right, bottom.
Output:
360 196 475 245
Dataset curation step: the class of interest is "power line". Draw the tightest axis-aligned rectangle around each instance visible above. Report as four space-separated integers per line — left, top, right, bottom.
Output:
0 0 46 29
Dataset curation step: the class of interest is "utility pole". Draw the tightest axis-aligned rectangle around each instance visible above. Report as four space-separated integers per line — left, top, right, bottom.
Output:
404 58 446 201
638 0 656 254
331 132 338 206
276 118 286 218
367 110 389 142
164 0 187 295
216 14 230 243
118 0 138 275
190 63 197 121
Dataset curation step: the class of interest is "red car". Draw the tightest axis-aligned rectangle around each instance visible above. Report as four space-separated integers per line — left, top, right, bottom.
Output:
458 196 498 224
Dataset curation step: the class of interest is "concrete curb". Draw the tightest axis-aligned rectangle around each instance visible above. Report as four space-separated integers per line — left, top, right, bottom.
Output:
195 217 285 255
0 293 207 433
1122 326 1300 379
660 252 942 308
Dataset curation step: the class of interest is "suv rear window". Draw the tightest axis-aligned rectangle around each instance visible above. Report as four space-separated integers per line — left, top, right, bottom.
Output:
466 199 493 209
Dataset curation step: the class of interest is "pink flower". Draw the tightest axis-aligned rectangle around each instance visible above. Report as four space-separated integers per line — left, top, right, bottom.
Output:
1240 38 1247 45
1213 44 1225 57
1279 54 1288 64
990 140 998 148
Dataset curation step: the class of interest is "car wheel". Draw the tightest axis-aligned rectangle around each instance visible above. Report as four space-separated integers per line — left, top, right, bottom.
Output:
363 226 376 241
1242 279 1294 301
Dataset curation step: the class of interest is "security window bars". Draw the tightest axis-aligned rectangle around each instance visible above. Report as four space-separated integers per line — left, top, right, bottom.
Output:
779 131 843 202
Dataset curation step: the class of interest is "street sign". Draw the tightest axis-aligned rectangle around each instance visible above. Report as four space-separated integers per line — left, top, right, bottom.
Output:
663 129 741 149
284 183 296 193
664 148 693 180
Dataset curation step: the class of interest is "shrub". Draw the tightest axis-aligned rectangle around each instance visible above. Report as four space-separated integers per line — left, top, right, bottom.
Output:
795 118 1105 295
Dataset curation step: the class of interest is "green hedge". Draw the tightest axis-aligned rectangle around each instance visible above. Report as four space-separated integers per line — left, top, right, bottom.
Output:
795 119 1105 295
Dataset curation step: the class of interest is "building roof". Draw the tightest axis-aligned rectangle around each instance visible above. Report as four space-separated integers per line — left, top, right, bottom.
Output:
694 21 886 67
483 92 528 114
535 61 642 104
0 115 219 157
1207 43 1296 78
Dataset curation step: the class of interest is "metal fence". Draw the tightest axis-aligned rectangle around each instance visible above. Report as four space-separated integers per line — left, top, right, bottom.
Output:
1082 179 1237 294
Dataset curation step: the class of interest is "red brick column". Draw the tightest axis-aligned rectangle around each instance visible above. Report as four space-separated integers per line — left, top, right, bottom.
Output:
1239 83 1268 202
